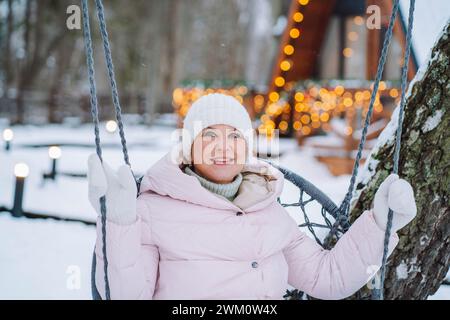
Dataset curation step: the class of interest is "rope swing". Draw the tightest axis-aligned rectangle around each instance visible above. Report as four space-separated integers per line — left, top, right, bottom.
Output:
81 0 416 300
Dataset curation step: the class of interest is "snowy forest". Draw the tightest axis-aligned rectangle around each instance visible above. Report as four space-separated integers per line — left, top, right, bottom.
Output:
0 0 448 300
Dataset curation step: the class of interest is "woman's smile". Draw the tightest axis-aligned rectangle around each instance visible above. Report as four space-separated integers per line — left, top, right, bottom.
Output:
211 157 234 165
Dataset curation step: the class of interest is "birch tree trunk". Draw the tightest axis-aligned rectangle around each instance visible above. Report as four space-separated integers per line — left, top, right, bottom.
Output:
348 21 449 300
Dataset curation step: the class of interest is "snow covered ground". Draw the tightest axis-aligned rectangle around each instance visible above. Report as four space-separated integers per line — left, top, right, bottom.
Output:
0 123 448 299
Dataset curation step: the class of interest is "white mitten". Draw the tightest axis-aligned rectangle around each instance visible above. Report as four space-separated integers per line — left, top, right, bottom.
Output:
373 173 417 233
87 153 137 225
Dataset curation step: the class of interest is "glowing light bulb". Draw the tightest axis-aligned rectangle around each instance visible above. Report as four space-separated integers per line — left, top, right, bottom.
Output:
3 128 13 141
48 146 62 159
105 120 117 133
14 163 29 178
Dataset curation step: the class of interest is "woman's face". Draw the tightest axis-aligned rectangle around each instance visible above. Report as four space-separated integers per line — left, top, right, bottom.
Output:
191 124 246 184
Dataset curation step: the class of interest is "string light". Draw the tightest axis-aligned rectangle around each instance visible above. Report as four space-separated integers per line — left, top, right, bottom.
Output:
301 126 311 135
320 112 329 122
354 16 364 26
295 92 304 102
280 60 292 71
268 92 280 102
348 31 359 41
293 121 302 130
344 126 353 136
293 12 304 22
279 121 288 131
261 81 399 136
343 97 353 107
300 114 310 124
275 77 285 87
311 121 321 128
284 45 295 55
289 28 300 39
343 47 354 58
334 86 345 95
389 88 399 98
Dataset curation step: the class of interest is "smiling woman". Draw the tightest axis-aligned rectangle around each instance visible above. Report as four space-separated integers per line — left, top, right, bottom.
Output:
88 92 416 300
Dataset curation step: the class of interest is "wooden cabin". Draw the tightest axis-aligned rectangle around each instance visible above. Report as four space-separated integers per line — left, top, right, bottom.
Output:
261 0 418 175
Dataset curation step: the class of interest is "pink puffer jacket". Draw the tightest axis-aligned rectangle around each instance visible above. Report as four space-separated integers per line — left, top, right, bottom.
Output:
94 148 399 300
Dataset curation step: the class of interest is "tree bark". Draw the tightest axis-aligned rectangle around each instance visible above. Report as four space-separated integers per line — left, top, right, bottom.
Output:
348 22 449 300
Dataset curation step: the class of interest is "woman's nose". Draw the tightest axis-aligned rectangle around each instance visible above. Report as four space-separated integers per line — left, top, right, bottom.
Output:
214 138 233 153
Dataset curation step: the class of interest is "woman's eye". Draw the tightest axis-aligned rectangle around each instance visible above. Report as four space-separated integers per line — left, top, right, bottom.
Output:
203 131 217 138
229 133 242 140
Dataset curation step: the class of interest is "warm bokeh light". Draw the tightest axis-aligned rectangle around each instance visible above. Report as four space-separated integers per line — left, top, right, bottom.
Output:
293 12 304 22
279 121 288 131
293 121 302 131
289 28 300 39
334 86 345 96
311 121 320 129
268 91 279 102
343 97 353 107
254 94 265 106
354 16 364 25
348 31 358 41
345 126 353 136
301 126 311 135
294 92 304 102
389 88 399 98
283 45 295 55
280 60 291 71
343 47 353 58
172 88 184 105
311 113 320 122
320 112 329 122
275 76 285 87
300 114 310 124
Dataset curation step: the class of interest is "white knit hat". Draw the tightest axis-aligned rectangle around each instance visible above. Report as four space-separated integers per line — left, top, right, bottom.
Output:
181 93 254 164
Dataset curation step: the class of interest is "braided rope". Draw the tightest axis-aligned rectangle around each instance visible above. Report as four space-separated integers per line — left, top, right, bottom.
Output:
80 0 111 300
325 0 401 249
94 0 131 167
373 0 416 300
339 0 400 221
82 0 138 300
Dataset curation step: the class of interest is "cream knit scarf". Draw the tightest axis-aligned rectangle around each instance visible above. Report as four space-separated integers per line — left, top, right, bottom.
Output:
184 166 243 201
